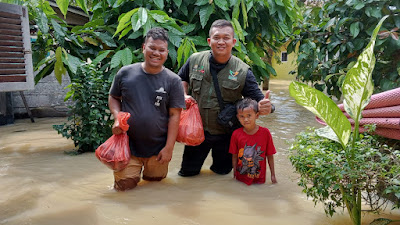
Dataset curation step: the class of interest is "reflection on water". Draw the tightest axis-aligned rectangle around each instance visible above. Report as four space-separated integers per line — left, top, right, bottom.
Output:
1 80 399 225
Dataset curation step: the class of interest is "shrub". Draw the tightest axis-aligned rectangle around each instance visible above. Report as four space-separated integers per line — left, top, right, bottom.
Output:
289 128 400 218
53 63 113 153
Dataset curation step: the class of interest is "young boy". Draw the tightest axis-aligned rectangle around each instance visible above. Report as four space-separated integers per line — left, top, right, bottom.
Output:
229 98 277 185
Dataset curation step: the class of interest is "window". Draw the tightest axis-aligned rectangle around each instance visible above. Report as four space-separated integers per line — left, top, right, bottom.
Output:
0 2 34 92
281 52 288 62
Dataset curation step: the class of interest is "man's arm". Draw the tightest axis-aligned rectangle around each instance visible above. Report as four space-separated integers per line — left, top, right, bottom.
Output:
179 59 196 104
156 107 182 164
242 70 274 115
108 95 123 135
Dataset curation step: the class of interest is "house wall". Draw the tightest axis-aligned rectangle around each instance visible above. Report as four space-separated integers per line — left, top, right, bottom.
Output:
12 73 72 118
271 42 298 80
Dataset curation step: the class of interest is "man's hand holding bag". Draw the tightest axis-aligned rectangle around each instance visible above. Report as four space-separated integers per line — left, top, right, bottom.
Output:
95 112 131 171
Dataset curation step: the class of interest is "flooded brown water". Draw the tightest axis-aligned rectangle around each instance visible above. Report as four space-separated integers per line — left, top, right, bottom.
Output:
1 80 399 225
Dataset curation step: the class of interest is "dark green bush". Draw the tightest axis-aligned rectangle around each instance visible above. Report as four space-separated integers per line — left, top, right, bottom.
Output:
53 63 113 153
289 128 400 218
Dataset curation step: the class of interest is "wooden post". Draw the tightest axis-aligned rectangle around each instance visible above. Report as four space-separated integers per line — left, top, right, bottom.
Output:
19 91 34 122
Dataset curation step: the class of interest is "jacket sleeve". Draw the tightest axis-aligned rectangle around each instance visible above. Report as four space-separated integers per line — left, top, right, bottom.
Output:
177 58 191 82
241 69 264 102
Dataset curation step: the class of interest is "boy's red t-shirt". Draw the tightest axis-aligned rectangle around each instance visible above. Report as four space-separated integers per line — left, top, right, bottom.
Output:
229 126 276 185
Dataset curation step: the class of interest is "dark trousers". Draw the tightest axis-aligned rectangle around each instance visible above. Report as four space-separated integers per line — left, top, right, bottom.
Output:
179 131 232 176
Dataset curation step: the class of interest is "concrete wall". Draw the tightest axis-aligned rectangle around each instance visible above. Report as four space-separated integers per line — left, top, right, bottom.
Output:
12 73 72 118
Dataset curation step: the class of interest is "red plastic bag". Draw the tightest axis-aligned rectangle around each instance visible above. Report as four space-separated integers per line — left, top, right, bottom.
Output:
177 99 205 146
95 112 131 171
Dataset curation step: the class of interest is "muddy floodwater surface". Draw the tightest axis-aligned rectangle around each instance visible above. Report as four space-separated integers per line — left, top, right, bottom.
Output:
1 80 399 225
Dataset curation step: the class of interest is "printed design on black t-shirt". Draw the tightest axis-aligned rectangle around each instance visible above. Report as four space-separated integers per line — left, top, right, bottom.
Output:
237 143 264 178
154 87 166 107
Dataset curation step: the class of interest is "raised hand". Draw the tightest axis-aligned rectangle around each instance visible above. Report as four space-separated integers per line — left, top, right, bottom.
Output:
258 90 272 115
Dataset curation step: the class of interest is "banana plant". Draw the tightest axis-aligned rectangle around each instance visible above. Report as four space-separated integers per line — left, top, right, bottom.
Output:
289 16 388 225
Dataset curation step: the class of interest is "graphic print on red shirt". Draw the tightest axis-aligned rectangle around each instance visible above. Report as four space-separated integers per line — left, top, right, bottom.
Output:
229 127 276 185
237 143 264 179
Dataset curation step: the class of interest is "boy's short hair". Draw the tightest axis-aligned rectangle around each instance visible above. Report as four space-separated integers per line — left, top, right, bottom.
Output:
209 19 235 36
144 27 169 43
236 98 258 113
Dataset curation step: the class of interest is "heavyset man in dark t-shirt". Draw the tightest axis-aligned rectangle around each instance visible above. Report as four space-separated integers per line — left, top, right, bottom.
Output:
108 27 185 191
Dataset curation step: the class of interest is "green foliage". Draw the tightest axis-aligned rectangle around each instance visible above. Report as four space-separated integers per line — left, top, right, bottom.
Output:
289 129 400 217
289 17 398 225
53 63 113 153
289 0 400 99
23 0 301 85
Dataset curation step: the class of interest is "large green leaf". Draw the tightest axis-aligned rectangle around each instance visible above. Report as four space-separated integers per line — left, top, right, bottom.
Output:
138 7 148 27
342 16 388 122
181 24 196 33
248 52 266 69
315 126 340 143
168 45 177 65
62 51 82 75
92 50 112 65
34 60 55 84
177 38 188 67
289 81 351 148
40 1 56 15
56 0 69 18
54 47 67 84
232 3 240 19
199 4 213 28
215 0 228 11
189 36 208 46
121 48 133 66
172 0 182 8
350 22 360 38
131 12 141 32
162 23 185 35
150 10 169 23
94 32 117 48
131 8 148 33
153 0 164 9
36 10 49 34
232 18 244 41
241 0 248 28
51 19 66 37
75 0 88 14
111 50 124 69
114 9 138 37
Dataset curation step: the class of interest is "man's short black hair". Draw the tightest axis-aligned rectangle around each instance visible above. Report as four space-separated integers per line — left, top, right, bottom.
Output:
209 19 235 37
236 98 259 113
144 27 169 43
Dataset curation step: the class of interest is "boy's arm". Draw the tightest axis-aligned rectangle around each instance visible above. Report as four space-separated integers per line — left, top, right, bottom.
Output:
232 154 238 178
267 155 277 183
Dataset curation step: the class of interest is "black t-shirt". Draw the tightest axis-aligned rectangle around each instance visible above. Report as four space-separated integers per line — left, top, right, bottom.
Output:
110 63 185 157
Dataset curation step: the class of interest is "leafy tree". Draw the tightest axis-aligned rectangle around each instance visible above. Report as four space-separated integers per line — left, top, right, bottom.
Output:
19 0 301 85
111 0 301 82
289 0 400 99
